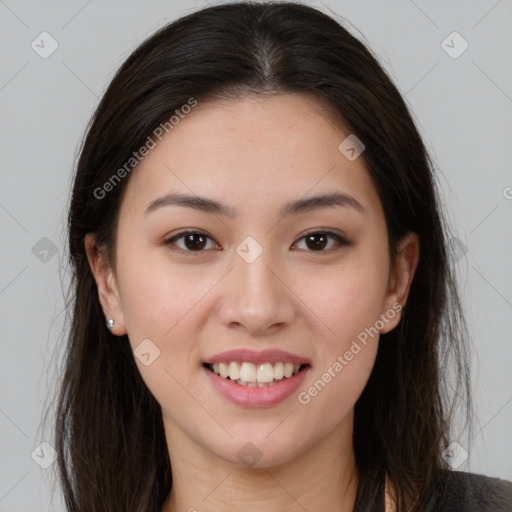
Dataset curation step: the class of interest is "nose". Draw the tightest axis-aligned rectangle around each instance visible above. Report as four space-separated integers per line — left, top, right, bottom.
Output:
216 243 296 337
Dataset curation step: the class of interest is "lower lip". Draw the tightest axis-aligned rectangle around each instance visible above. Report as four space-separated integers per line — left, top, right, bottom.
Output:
202 365 310 407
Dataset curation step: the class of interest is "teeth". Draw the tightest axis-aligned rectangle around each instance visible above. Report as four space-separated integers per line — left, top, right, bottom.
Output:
208 361 305 386
256 363 274 383
274 362 284 379
219 362 229 378
228 361 239 380
239 362 257 382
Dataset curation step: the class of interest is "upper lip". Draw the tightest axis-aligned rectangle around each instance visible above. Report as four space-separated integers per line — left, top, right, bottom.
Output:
204 348 310 366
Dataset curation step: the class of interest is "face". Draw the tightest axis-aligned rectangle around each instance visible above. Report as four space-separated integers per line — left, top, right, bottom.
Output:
86 93 418 468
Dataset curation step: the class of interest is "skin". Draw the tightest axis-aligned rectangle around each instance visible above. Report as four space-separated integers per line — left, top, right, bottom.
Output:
85 93 418 512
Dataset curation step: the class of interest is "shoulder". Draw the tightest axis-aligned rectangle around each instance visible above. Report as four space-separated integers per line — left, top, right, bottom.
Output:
427 470 512 511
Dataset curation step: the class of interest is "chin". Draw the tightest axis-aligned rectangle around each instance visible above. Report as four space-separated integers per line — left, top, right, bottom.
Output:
203 432 309 470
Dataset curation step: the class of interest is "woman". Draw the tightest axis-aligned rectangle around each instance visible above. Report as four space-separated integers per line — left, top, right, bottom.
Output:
55 2 512 511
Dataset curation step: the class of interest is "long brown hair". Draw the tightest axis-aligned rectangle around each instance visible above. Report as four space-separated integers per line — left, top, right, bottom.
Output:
54 2 472 511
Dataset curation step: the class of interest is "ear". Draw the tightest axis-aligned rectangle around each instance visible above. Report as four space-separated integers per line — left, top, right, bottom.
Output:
84 233 127 336
379 232 420 334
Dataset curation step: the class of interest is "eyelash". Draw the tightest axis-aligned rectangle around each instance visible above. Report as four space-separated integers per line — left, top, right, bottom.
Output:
162 229 351 254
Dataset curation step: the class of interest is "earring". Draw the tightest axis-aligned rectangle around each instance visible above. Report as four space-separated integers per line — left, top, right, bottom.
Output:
106 319 115 330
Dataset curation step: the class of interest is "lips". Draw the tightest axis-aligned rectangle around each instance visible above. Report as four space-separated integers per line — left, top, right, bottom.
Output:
203 348 310 366
202 348 311 407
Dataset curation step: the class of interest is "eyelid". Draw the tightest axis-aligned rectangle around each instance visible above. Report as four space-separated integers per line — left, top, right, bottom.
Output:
296 227 349 242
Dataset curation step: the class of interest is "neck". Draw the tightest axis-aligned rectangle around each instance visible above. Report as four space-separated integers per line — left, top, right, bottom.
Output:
161 416 359 512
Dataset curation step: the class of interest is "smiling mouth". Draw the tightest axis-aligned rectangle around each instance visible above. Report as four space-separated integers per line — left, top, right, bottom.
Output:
203 361 310 387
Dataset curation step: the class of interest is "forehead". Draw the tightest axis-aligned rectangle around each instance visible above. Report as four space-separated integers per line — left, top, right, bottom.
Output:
120 93 380 218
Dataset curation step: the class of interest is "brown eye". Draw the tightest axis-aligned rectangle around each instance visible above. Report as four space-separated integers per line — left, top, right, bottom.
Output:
164 231 219 252
293 231 349 252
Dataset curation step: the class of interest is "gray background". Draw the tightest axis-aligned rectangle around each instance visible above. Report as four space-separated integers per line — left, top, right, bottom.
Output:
1 0 511 510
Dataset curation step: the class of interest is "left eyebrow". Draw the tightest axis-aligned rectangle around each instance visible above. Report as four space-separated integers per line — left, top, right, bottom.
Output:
144 191 365 217
280 192 366 216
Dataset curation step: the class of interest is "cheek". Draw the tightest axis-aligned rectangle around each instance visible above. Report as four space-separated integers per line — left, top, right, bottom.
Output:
117 245 200 337
116 255 208 414
303 254 390 348
115 247 212 393
296 342 377 444
295 250 389 411
296 270 384 426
